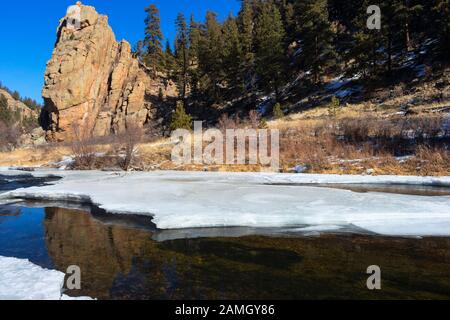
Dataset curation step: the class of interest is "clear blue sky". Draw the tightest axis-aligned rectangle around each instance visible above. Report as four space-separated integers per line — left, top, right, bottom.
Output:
0 0 240 103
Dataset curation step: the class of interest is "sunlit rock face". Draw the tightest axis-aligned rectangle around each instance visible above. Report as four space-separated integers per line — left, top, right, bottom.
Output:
40 3 177 141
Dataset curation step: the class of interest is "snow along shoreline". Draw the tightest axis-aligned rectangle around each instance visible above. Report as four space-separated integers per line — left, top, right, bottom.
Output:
0 256 93 300
1 169 450 237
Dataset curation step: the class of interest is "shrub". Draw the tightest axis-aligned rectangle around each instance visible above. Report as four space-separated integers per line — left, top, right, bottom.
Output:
327 96 340 118
170 101 192 132
273 103 284 119
339 117 370 143
22 115 39 134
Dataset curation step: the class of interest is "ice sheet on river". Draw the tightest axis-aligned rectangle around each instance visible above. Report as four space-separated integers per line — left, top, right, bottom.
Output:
1 170 450 236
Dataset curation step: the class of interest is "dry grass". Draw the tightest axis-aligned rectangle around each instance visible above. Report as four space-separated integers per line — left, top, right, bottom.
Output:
277 114 449 176
1 98 448 176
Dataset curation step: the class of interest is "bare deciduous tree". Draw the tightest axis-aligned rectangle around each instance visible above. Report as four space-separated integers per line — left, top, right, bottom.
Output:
116 121 144 171
70 120 96 169
0 120 20 151
248 110 262 129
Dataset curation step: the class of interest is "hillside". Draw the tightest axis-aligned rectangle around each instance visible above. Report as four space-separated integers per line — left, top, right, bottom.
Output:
0 89 37 122
0 88 43 151
0 1 449 176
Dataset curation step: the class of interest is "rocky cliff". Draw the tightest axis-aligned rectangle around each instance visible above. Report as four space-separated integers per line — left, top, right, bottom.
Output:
40 3 177 141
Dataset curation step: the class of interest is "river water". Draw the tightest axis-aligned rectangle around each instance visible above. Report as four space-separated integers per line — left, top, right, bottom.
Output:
0 174 450 299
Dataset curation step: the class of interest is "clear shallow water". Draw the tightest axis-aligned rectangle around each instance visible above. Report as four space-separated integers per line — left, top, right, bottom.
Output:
1 203 450 300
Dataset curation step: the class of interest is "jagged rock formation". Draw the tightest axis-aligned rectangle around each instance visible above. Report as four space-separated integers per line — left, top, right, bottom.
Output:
40 3 177 141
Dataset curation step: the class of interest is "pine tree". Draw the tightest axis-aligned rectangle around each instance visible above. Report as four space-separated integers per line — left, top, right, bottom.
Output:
238 0 255 86
296 0 336 84
164 40 175 78
349 0 384 78
198 11 224 101
280 0 296 44
222 15 243 94
397 0 424 51
328 96 340 118
170 101 193 131
381 1 401 77
175 13 190 104
254 1 287 100
0 94 12 125
143 4 163 74
432 0 450 58
189 15 201 96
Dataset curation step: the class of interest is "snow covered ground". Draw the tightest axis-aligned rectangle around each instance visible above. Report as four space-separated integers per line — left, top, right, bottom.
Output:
1 169 450 237
0 256 92 300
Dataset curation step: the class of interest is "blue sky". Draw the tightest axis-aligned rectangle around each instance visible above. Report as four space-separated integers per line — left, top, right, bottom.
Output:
0 0 240 103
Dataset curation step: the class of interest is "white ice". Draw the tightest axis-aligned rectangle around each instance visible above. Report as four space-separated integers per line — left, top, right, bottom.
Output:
0 256 93 300
1 170 450 237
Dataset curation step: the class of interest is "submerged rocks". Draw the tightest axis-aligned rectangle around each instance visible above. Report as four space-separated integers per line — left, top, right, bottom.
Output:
40 3 177 141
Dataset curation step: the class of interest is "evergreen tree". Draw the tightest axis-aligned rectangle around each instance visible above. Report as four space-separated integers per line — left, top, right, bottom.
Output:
175 13 190 104
279 0 296 44
189 15 202 95
328 96 340 118
164 40 175 78
254 1 287 99
198 11 224 101
237 0 255 89
222 15 243 94
143 4 164 74
397 0 424 51
170 101 193 131
296 0 336 84
432 0 450 58
349 0 384 78
0 94 12 125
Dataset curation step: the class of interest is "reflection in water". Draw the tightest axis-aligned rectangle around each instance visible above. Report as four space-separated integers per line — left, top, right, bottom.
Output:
1 204 450 300
0 174 61 193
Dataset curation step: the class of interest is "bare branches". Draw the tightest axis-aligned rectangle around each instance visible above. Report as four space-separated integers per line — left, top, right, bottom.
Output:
70 120 96 169
116 121 144 171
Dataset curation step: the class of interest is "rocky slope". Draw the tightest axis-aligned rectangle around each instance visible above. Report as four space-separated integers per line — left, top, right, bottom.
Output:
0 89 37 122
40 3 177 141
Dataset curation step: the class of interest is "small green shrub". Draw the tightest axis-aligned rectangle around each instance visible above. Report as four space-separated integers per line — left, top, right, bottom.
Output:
273 103 284 119
170 101 192 132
